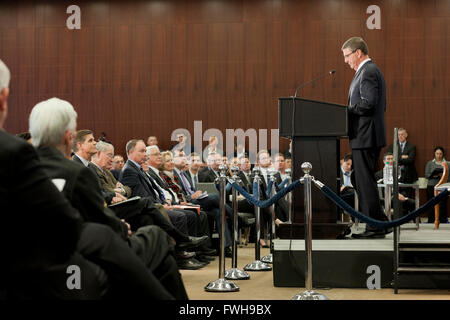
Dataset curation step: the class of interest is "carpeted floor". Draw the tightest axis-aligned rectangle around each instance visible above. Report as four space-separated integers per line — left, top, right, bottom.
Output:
180 244 450 300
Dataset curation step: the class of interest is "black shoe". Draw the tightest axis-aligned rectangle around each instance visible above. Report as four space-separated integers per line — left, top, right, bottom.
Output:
384 228 393 235
336 227 352 239
225 247 233 258
177 258 206 270
198 247 217 256
196 255 215 262
178 235 209 249
175 250 196 260
351 230 386 239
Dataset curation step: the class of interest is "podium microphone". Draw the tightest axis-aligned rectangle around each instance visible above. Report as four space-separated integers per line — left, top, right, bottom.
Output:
293 69 336 97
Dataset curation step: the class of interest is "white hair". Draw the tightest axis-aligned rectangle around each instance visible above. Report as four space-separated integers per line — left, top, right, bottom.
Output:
29 97 77 148
96 140 114 153
0 59 10 91
146 145 159 156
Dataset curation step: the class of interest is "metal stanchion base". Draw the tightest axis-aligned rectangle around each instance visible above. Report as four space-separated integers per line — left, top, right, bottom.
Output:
244 260 272 271
291 290 329 300
205 278 239 292
225 268 250 280
261 254 273 264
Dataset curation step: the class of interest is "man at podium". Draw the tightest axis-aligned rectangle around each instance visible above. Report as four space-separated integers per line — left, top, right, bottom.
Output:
341 37 390 239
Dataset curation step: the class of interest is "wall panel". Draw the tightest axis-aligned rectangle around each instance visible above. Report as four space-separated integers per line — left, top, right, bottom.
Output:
0 0 448 179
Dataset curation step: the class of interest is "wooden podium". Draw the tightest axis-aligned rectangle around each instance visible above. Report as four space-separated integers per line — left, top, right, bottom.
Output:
278 97 350 239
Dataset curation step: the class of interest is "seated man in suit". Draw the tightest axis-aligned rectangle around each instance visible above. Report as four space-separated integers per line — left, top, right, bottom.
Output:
29 97 188 299
0 59 106 300
375 152 415 218
111 154 125 180
171 150 233 257
120 140 209 270
91 140 206 252
198 152 225 182
272 153 289 182
387 128 418 184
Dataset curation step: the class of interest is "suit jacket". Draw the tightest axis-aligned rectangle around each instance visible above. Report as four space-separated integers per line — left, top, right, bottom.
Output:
198 167 219 183
237 170 252 192
347 60 387 149
146 167 180 203
39 146 127 240
73 154 116 204
0 132 81 275
387 142 418 183
110 169 121 181
120 160 163 204
92 164 132 198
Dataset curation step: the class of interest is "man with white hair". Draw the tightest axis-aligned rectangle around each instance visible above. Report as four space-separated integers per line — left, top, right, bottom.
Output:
0 60 108 299
30 97 188 299
91 140 201 251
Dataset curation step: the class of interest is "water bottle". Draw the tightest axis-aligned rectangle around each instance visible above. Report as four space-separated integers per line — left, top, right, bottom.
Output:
383 162 393 184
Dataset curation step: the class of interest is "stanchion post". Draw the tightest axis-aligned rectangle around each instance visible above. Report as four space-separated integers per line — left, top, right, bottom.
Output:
285 168 293 224
205 164 239 292
393 128 400 294
244 166 272 272
292 162 328 300
225 166 250 280
262 168 277 264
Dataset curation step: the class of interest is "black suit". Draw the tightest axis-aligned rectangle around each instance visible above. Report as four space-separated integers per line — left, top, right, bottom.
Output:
38 146 186 299
347 60 388 231
0 132 107 299
387 142 418 183
120 160 197 236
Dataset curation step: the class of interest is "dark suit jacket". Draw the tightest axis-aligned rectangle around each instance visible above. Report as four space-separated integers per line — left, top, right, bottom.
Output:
120 160 162 204
73 154 116 204
237 171 252 192
38 147 127 240
0 131 82 277
387 142 418 183
198 167 219 183
347 60 386 150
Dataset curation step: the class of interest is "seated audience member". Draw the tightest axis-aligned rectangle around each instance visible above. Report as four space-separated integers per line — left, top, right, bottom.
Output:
90 140 203 251
171 133 195 155
170 151 233 257
198 152 226 182
120 140 209 270
250 150 288 247
340 153 355 208
0 59 106 300
387 128 418 184
147 135 158 146
375 152 415 218
272 153 288 181
202 135 223 160
29 97 187 299
425 146 450 223
111 154 125 180
146 147 216 260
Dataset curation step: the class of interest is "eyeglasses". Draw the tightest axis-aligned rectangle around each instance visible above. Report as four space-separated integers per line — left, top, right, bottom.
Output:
343 49 357 59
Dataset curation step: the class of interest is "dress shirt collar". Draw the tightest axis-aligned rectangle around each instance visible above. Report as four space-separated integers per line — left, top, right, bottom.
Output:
75 153 90 167
356 58 371 73
129 159 142 170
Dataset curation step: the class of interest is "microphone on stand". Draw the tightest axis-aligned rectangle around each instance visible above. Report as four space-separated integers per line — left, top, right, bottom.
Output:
293 69 336 97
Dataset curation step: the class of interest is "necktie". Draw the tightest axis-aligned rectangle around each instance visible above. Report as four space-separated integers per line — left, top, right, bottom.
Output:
180 171 194 195
193 174 198 189
141 168 165 202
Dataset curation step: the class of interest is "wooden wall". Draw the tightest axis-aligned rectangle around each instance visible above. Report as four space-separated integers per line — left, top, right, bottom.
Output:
0 0 449 178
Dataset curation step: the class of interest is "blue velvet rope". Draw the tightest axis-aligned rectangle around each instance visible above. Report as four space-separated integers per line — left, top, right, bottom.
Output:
266 180 274 197
320 185 449 229
277 178 289 190
230 179 303 208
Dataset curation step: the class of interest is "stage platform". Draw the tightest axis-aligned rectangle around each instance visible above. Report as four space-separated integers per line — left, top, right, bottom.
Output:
273 223 450 289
